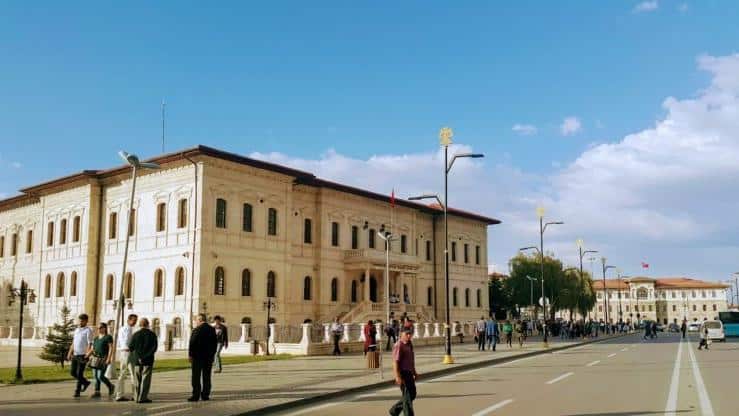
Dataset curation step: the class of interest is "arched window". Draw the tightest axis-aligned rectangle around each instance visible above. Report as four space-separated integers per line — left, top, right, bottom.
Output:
427 287 433 306
476 288 482 308
303 276 312 300
453 287 459 307
60 218 67 244
26 229 33 253
702 304 707 311
214 267 225 295
241 269 251 297
465 288 470 307
331 278 338 302
173 317 182 338
47 221 55 246
267 271 276 297
368 229 376 249
56 272 65 297
72 216 81 242
124 272 133 299
154 269 163 297
105 274 114 300
178 198 188 228
10 233 17 256
70 272 78 297
175 267 185 296
44 274 51 298
216 198 227 228
351 280 358 303
268 208 278 235
156 203 167 232
0 235 5 257
152 318 161 337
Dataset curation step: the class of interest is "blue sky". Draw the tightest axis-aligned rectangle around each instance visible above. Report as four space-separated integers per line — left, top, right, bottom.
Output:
2 1 739 283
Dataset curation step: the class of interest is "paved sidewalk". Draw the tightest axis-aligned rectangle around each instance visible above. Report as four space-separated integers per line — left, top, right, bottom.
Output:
0 334 619 416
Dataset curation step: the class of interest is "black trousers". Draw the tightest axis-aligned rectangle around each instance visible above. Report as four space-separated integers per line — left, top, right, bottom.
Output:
70 355 89 393
191 359 214 399
386 333 396 351
332 334 342 355
389 370 416 416
477 333 485 350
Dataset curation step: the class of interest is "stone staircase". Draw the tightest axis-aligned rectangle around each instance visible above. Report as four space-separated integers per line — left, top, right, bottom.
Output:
340 301 432 324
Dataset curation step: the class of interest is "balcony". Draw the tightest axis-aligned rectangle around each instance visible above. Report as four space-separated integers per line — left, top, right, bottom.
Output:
343 249 420 271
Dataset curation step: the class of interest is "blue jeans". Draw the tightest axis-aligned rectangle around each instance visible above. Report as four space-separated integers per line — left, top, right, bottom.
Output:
93 363 113 392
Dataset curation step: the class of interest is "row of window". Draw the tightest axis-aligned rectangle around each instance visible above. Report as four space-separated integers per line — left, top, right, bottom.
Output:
42 272 79 298
104 267 187 301
108 199 189 240
0 216 84 257
213 267 277 297
214 199 277 235
598 304 719 313
599 289 721 300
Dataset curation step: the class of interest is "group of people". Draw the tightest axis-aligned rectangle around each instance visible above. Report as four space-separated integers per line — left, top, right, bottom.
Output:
388 293 411 304
67 312 230 403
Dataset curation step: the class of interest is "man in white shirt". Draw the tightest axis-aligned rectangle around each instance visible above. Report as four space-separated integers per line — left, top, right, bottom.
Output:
66 313 93 397
330 317 343 356
115 314 138 401
475 316 487 351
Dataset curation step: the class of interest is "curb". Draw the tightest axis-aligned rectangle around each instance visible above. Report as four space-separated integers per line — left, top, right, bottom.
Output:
238 332 633 415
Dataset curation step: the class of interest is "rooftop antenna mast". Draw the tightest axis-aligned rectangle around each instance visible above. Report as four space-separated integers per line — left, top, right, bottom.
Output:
161 99 166 153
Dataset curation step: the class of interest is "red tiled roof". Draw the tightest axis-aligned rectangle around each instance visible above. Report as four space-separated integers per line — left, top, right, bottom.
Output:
593 277 728 290
593 280 629 290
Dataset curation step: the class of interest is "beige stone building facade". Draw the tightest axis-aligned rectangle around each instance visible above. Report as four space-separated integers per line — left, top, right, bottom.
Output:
0 146 498 349
591 277 729 325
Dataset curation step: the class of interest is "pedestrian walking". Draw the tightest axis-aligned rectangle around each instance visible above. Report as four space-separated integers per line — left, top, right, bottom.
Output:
388 327 418 416
364 319 377 355
331 317 343 356
475 316 486 351
697 324 710 350
503 320 513 348
385 319 397 351
485 317 498 351
115 314 138 401
213 315 228 373
87 322 115 398
188 313 218 402
67 313 93 398
681 320 687 339
128 317 158 404
516 321 525 348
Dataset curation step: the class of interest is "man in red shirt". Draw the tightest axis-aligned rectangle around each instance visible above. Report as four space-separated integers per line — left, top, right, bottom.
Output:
389 327 418 416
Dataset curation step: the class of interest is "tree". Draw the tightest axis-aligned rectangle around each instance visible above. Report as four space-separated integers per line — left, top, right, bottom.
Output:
39 304 75 368
507 253 567 319
489 276 513 319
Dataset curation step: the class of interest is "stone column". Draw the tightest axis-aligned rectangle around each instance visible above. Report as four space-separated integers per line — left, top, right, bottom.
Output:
400 272 406 304
451 322 458 337
268 323 276 354
413 322 421 339
424 323 431 338
8 326 16 340
31 326 38 340
364 268 371 302
342 323 350 342
239 324 250 342
434 322 441 337
299 323 311 346
323 323 331 343
375 322 384 342
359 323 367 342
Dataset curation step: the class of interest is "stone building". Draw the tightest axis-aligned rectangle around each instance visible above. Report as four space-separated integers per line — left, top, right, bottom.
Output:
0 145 499 349
592 277 728 325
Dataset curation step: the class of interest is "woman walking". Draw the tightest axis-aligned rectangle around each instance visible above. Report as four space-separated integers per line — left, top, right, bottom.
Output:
364 320 377 354
88 322 115 398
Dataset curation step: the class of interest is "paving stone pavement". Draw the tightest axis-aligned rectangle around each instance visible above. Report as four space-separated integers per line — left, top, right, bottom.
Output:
0 335 609 416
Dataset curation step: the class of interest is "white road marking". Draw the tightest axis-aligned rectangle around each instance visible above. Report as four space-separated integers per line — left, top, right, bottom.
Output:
546 372 574 385
355 393 377 399
283 402 340 416
664 337 683 416
433 354 541 381
470 399 515 416
621 348 628 352
149 405 175 411
607 353 617 358
148 409 189 416
687 337 715 416
586 360 600 367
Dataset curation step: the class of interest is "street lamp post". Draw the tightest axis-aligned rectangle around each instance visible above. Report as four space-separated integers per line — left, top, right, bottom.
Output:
408 127 483 365
616 268 623 325
525 275 538 320
378 232 398 327
112 152 160 365
535 207 563 345
575 239 597 320
601 257 615 332
8 280 36 382
263 298 277 356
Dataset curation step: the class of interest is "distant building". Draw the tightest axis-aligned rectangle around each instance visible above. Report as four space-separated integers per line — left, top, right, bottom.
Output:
591 277 729 325
0 145 499 349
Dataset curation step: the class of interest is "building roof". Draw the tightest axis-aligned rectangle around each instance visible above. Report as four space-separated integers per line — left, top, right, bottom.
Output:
488 272 510 280
1 145 501 225
593 277 729 291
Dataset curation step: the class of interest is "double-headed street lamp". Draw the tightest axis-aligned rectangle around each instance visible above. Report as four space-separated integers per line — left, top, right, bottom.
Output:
7 280 36 382
616 268 623 324
525 275 538 318
601 258 615 329
378 231 399 327
409 127 483 365
575 239 597 320
112 151 160 364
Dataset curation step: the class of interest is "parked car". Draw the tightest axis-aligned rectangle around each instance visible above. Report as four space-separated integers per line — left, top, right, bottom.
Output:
668 323 680 332
688 322 701 332
700 320 725 342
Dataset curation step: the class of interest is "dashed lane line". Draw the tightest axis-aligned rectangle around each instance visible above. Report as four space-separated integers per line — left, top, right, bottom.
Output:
607 353 617 358
470 399 515 416
586 360 600 367
546 372 574 385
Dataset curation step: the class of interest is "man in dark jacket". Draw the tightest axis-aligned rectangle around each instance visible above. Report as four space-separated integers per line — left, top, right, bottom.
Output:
188 313 218 402
128 317 158 404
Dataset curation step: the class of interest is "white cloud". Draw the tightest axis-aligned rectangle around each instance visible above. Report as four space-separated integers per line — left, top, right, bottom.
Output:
249 53 739 280
633 1 658 13
560 117 582 136
512 124 538 136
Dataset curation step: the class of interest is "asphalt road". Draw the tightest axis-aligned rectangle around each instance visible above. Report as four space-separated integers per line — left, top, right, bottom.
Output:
275 332 739 416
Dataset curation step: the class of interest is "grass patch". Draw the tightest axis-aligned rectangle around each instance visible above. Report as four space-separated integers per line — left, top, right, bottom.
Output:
0 354 293 385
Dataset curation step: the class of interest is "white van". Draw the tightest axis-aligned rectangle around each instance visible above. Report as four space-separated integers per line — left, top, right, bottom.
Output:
700 320 725 342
